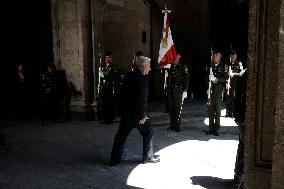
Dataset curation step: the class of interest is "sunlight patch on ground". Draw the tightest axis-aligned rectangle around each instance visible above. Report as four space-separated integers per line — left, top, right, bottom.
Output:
203 109 238 127
127 139 238 189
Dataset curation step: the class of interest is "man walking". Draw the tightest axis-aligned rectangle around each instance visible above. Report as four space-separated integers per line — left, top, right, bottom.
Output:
110 56 159 166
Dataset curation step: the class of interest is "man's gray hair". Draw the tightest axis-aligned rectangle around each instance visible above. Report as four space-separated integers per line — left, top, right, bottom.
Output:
136 56 151 66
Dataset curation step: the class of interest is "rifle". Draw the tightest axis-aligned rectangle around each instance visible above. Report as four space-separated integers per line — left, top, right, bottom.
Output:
164 69 168 92
163 64 171 96
97 43 103 96
207 66 213 106
208 47 213 106
227 65 232 95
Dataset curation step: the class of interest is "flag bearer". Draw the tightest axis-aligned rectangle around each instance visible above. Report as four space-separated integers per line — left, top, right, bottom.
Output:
167 53 189 132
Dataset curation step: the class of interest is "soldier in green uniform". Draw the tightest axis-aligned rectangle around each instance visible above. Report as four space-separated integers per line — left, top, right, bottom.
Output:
225 50 244 117
99 51 119 125
167 53 189 132
40 64 58 126
207 49 227 136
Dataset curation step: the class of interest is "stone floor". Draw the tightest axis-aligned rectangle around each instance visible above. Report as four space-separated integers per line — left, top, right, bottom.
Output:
0 99 240 189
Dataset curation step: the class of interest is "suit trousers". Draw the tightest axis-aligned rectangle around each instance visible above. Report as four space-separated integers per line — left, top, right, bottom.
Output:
111 118 153 163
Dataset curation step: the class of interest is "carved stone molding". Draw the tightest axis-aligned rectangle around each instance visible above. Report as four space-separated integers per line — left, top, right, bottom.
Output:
246 0 276 170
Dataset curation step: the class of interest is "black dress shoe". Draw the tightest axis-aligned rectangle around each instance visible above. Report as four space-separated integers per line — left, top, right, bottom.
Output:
167 127 175 131
213 131 219 136
142 158 160 164
206 131 213 135
153 154 160 159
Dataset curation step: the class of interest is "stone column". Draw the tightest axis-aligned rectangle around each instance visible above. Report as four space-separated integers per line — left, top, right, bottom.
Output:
245 0 284 188
271 2 284 188
51 0 94 120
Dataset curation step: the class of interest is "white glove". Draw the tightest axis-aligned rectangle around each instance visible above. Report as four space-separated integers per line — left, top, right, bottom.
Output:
229 72 235 77
182 91 187 100
207 89 211 96
99 70 104 77
239 68 247 76
164 64 171 69
209 75 217 82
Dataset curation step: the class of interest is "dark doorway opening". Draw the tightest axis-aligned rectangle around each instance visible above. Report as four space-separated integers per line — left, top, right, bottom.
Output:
210 0 249 65
1 0 53 120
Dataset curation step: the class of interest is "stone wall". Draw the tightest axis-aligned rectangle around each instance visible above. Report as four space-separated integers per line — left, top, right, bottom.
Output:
271 1 284 188
51 0 93 120
245 0 284 188
103 0 151 72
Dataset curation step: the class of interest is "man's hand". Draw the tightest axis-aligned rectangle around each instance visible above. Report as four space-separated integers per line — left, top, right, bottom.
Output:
139 116 149 125
209 75 217 82
182 91 187 101
239 68 247 76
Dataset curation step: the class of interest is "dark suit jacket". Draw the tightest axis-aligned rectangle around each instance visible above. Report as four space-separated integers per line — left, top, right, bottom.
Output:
120 68 148 122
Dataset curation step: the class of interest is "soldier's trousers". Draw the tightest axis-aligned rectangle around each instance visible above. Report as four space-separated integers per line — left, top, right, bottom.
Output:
41 97 58 122
208 83 223 132
226 79 237 116
111 118 153 163
102 91 116 124
168 91 183 129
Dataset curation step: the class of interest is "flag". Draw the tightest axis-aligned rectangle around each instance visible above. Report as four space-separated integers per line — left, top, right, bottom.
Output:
158 9 176 68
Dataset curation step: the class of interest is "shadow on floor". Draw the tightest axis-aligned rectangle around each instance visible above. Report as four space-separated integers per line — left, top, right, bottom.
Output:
190 176 238 189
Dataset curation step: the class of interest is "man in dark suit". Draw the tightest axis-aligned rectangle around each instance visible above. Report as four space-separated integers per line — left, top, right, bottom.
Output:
110 56 160 166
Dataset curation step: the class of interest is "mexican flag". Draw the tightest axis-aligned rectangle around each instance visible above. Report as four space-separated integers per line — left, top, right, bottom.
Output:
158 9 176 68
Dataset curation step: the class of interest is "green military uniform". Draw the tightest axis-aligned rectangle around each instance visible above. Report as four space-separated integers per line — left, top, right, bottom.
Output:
208 62 227 135
100 64 119 124
167 63 189 132
226 61 243 117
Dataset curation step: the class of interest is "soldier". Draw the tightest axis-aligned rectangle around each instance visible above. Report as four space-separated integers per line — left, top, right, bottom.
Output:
207 49 227 136
225 50 244 117
131 51 143 70
100 51 119 125
167 53 189 132
40 64 58 126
